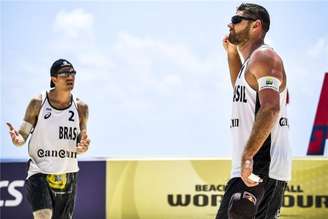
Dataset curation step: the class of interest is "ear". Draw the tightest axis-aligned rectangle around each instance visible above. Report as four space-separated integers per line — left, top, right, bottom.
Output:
252 20 262 30
51 76 57 85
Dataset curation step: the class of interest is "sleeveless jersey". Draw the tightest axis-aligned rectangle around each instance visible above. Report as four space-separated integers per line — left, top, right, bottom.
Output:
27 92 80 178
230 47 292 181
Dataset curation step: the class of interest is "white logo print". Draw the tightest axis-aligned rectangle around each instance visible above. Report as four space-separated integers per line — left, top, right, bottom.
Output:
0 180 25 207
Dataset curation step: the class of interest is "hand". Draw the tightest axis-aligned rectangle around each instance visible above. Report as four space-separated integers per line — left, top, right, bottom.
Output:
223 35 238 54
240 158 259 187
6 122 25 146
77 129 90 154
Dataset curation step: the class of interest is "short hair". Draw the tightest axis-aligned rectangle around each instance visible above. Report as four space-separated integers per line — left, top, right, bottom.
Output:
237 3 270 33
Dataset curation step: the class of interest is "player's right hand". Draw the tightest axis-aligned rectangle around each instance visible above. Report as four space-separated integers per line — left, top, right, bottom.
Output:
241 159 259 187
223 36 238 54
6 122 25 145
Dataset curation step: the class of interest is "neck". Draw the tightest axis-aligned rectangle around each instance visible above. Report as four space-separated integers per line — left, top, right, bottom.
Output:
49 89 71 105
238 38 264 61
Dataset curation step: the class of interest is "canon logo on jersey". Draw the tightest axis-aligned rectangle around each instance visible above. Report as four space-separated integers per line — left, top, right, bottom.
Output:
0 180 25 207
37 149 77 159
279 117 289 127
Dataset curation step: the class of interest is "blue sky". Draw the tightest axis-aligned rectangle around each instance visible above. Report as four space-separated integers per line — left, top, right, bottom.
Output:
1 0 328 159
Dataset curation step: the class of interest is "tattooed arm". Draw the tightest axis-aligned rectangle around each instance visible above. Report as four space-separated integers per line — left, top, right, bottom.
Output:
76 99 90 154
6 95 42 146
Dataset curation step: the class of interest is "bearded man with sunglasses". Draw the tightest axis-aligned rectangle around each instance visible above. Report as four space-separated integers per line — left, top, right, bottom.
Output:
215 3 291 219
6 59 90 219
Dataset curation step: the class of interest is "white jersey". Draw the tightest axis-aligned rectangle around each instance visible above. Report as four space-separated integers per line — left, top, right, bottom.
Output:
27 91 80 178
230 47 292 181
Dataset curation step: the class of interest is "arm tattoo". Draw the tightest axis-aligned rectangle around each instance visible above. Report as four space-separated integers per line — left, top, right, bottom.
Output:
77 101 89 131
19 97 42 141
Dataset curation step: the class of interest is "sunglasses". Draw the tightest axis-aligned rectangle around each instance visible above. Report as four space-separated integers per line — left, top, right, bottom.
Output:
56 71 76 77
231 15 256 24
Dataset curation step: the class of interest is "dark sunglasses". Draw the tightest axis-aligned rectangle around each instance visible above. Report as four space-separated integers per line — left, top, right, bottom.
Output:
56 71 76 77
231 15 256 24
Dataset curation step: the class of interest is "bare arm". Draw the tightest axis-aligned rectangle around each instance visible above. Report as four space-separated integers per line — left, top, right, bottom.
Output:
6 95 42 146
241 49 284 186
76 99 90 154
223 36 242 87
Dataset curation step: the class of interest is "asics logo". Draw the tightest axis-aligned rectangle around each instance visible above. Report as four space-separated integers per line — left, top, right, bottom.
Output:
44 112 51 119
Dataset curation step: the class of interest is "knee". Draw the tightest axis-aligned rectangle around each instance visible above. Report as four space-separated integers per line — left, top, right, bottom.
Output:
33 208 53 219
228 192 257 219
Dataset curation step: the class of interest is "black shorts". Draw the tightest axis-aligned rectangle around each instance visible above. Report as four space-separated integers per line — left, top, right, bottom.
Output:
25 172 78 219
215 177 287 219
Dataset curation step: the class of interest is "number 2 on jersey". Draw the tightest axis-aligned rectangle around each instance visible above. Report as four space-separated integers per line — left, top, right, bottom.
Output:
68 110 75 122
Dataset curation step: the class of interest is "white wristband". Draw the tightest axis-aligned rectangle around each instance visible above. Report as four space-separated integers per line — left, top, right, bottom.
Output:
19 121 33 135
257 76 281 92
248 173 263 183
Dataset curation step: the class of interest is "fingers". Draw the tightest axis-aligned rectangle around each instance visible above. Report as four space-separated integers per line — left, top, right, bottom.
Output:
14 135 25 145
242 176 259 187
6 122 14 131
76 145 88 153
6 122 19 141
80 130 90 145
9 131 17 140
241 171 260 187
7 122 18 135
77 130 90 154
222 36 238 54
76 140 89 153
77 140 88 147
223 35 232 44
241 171 258 187
80 129 88 140
8 130 24 146
78 139 90 147
223 36 229 50
240 159 258 187
223 35 229 42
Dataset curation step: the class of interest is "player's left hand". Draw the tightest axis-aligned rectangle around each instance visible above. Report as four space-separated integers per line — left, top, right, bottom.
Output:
77 129 90 154
241 158 258 187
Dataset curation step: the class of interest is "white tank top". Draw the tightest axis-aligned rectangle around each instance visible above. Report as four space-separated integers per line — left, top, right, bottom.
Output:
27 91 80 178
230 47 292 181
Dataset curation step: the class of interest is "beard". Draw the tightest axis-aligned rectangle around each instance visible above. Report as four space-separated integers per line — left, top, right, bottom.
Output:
228 24 251 45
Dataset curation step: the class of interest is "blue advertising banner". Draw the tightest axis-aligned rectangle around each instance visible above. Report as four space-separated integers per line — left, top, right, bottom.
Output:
76 161 106 219
0 160 106 219
0 161 30 218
